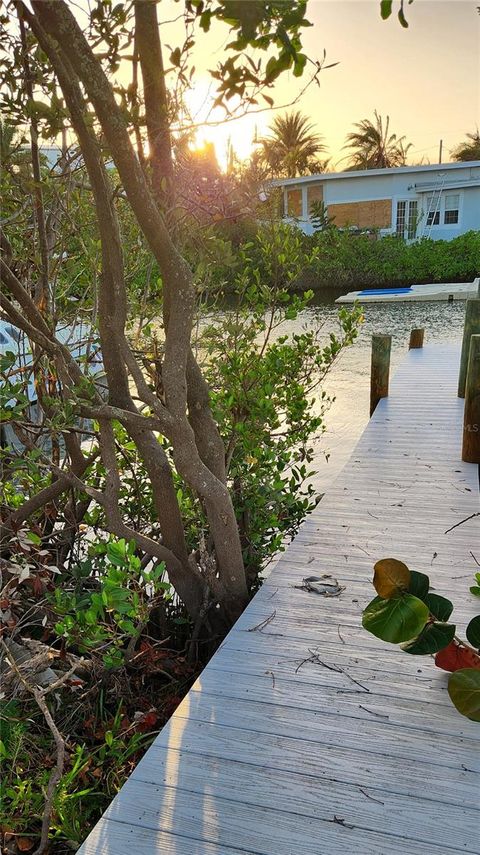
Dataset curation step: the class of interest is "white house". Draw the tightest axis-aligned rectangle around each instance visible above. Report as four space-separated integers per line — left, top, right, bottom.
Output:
272 161 480 241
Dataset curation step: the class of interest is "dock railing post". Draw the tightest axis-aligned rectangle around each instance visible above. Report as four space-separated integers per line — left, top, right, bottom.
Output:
458 299 480 398
370 333 392 417
462 334 480 463
409 328 425 349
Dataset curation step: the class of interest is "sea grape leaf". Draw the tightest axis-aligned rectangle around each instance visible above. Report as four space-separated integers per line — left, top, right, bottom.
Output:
373 558 410 599
106 539 127 567
380 0 393 19
408 570 430 600
435 641 480 673
466 615 480 649
424 593 453 622
402 622 455 655
448 669 480 721
362 594 428 643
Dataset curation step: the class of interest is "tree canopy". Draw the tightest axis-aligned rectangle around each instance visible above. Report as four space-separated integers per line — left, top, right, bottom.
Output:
451 130 480 162
343 110 412 170
260 109 328 177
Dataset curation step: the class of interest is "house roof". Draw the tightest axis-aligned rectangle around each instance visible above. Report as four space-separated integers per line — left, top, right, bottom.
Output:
271 161 480 187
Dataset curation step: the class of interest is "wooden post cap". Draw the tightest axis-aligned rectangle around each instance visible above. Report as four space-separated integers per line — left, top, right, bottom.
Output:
370 333 392 417
409 328 424 349
458 299 480 398
462 333 480 463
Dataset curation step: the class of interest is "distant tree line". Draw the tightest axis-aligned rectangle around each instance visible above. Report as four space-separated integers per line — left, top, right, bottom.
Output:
255 109 480 178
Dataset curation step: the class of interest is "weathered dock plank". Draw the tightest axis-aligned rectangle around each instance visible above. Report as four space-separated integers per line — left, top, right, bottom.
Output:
79 342 480 854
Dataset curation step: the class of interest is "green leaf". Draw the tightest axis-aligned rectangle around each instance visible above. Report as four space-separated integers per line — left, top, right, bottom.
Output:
398 7 409 27
470 586 480 598
424 593 453 622
407 570 429 600
362 594 429 643
170 47 181 67
448 668 480 721
380 0 393 19
466 616 480 649
107 539 127 567
402 622 455 655
373 558 410 599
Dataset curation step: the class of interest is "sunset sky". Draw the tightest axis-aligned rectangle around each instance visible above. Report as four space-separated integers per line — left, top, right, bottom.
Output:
163 0 480 170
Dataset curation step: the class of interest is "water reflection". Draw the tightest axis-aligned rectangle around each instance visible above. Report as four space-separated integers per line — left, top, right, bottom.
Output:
198 291 465 493
268 294 464 493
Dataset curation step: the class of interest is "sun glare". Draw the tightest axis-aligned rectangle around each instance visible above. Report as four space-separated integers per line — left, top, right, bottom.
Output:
183 80 265 172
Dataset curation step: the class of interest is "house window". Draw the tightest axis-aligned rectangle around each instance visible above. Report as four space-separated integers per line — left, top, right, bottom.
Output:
444 194 460 225
426 193 441 226
407 200 418 239
396 200 418 239
396 201 406 235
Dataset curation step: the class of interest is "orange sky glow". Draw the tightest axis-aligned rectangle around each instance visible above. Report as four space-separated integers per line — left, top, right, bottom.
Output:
160 0 479 171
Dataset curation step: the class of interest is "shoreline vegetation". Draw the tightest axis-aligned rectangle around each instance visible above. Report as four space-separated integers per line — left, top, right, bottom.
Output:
215 227 480 295
293 229 480 292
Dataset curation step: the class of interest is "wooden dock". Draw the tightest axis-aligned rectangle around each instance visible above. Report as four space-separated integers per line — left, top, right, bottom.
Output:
79 342 480 855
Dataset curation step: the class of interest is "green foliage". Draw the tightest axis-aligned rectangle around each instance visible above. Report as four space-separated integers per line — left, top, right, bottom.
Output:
300 229 480 291
448 669 480 722
362 558 480 720
344 110 411 168
133 221 480 303
470 571 480 598
466 615 480 649
380 0 414 28
451 130 480 163
310 200 335 232
0 697 154 848
260 110 327 178
402 621 455 655
424 593 454 622
408 570 430 600
197 1 314 103
362 594 429 643
52 539 168 668
197 222 361 582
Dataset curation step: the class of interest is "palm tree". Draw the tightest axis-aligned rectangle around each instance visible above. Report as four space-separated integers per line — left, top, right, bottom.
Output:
451 130 480 162
343 111 412 170
260 111 327 178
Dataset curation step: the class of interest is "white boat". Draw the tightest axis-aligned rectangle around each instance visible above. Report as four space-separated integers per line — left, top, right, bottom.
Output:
335 277 480 304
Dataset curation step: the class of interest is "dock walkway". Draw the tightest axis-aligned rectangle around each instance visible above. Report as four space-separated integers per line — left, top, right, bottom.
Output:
79 342 480 855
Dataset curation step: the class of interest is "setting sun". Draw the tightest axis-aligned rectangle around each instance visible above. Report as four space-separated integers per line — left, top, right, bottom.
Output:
182 80 266 170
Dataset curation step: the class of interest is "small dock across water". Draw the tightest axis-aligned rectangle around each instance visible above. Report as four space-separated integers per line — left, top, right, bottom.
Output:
336 276 480 303
79 341 480 854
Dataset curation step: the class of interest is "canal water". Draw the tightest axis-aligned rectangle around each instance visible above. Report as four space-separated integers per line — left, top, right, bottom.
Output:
286 292 466 494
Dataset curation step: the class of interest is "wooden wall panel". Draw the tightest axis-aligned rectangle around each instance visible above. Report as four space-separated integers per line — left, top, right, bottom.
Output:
286 188 302 217
307 183 323 211
328 199 392 229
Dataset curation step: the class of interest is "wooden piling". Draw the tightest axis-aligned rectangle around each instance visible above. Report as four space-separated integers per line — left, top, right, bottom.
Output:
462 334 480 463
458 299 480 398
409 328 424 349
370 333 391 417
